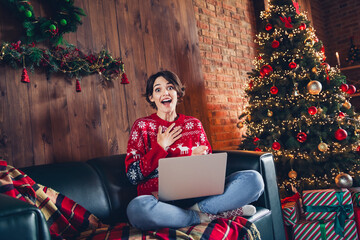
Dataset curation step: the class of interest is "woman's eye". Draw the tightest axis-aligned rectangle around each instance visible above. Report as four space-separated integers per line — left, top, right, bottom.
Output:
154 88 160 92
168 86 174 90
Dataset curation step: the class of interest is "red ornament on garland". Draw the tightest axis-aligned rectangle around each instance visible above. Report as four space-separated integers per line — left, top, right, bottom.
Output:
270 86 279 95
265 23 273 31
335 128 347 141
272 142 281 150
254 147 262 152
76 79 81 92
340 83 349 92
21 67 30 83
121 73 129 84
289 62 297 69
260 65 273 77
253 137 260 145
297 132 307 143
347 85 356 94
249 80 254 90
299 23 306 30
271 40 280 48
308 106 317 115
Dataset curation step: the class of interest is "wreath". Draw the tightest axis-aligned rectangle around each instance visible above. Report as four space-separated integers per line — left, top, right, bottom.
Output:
3 0 86 46
0 0 128 92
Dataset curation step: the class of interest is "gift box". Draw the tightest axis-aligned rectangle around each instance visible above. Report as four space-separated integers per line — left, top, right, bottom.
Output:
349 187 360 237
350 187 360 208
293 219 358 240
282 201 301 226
302 188 354 222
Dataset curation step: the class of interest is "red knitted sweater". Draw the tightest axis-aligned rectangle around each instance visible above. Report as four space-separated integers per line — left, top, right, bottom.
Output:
124 113 212 196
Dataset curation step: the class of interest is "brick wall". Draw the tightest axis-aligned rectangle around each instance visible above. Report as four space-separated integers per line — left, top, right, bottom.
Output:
192 0 257 150
311 0 360 68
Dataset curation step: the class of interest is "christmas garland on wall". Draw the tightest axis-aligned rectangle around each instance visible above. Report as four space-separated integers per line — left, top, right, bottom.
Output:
0 0 128 92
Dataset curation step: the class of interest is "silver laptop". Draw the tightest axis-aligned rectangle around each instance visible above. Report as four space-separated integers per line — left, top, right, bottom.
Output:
158 152 227 201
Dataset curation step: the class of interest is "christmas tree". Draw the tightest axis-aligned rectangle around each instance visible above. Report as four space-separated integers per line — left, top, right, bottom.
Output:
239 0 360 192
345 37 360 65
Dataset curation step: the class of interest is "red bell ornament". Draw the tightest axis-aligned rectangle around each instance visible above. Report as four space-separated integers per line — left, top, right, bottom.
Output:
260 64 273 77
289 62 297 69
121 73 129 84
265 23 273 31
299 23 306 30
272 142 281 151
76 79 81 92
253 137 260 145
308 106 317 115
335 128 347 141
254 147 262 152
270 86 279 95
21 67 30 83
297 132 307 143
340 84 349 92
357 145 360 154
347 85 356 94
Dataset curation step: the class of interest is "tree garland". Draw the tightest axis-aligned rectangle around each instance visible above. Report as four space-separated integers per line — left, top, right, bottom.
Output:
0 0 128 91
0 41 128 91
3 0 86 46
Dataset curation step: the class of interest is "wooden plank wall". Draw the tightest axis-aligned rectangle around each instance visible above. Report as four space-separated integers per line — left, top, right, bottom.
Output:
0 0 209 167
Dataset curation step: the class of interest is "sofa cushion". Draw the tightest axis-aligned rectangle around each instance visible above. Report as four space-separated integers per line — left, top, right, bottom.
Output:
20 162 111 223
87 154 138 224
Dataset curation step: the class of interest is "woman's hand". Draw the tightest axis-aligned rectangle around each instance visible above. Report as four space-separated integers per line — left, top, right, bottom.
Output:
191 145 208 155
157 123 182 150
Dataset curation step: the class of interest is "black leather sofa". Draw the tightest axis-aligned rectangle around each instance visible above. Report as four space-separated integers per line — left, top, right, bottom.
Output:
0 150 285 240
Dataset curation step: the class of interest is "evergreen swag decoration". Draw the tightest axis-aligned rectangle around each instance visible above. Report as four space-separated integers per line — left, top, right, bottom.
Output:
3 0 86 45
0 0 129 91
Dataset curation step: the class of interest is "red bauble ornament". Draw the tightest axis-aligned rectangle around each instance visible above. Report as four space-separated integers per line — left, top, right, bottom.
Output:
21 67 30 83
347 85 356 94
338 112 345 118
248 80 254 89
254 147 262 152
253 137 260 145
272 142 281 150
121 73 129 84
335 129 347 141
271 40 280 48
76 79 81 92
270 86 278 94
299 23 306 30
265 23 273 31
308 106 317 115
260 65 273 77
357 146 360 154
297 132 307 143
340 83 349 92
289 62 297 69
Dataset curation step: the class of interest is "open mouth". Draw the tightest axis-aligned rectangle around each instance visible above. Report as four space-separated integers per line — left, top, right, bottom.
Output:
161 99 172 106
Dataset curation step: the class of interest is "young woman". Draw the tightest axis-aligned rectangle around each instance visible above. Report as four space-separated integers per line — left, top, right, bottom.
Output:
125 70 264 231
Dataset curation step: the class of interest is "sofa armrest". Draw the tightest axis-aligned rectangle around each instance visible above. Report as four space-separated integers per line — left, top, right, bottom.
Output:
0 194 51 240
214 150 285 240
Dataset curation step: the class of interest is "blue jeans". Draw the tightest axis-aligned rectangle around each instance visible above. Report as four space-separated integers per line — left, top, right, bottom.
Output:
126 170 264 231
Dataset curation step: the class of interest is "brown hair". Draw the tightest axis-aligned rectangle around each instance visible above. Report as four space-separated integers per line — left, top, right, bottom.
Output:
145 70 185 109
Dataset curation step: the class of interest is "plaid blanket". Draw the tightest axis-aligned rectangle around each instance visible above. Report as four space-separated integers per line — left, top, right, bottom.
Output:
0 160 260 240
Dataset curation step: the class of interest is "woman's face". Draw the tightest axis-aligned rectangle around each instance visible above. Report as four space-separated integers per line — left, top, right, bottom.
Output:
149 76 178 114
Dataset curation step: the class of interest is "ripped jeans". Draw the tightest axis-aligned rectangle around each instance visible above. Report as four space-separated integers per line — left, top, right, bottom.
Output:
126 170 264 231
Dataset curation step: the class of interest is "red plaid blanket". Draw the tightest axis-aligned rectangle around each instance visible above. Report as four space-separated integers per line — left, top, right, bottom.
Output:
0 160 260 240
